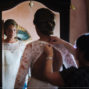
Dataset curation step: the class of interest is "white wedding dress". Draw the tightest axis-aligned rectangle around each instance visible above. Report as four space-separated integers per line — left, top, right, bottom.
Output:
15 40 77 89
2 41 26 89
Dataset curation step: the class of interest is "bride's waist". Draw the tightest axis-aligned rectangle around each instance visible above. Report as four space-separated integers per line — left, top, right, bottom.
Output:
28 77 58 89
28 77 49 86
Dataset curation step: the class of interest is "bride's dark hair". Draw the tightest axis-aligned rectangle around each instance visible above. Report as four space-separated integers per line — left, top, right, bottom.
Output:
4 19 18 35
33 8 55 36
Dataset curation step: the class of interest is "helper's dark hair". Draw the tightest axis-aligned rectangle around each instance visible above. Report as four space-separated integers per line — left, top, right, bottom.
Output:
76 33 89 61
33 8 55 36
4 19 18 35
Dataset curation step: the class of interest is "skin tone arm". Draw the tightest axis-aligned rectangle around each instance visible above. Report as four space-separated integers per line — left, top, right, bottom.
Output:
44 44 64 87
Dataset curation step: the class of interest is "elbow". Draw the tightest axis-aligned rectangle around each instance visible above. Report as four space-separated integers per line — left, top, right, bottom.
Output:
45 72 52 80
44 72 55 84
44 72 64 87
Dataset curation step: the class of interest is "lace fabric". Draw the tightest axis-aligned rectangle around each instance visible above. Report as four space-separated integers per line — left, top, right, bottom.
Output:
15 40 77 89
2 41 26 89
53 44 77 68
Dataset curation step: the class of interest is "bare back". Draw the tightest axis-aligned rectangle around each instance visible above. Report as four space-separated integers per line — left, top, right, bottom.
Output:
14 40 62 88
31 47 62 81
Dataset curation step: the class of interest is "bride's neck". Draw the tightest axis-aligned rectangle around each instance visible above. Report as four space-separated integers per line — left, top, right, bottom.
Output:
4 37 17 43
39 34 51 42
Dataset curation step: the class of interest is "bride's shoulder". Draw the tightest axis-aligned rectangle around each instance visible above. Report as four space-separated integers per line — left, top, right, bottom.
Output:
31 40 48 46
25 40 41 49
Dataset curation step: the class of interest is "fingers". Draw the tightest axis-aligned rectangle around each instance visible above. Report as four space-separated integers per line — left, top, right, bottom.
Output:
49 36 61 45
50 37 59 42
45 44 52 49
50 39 59 44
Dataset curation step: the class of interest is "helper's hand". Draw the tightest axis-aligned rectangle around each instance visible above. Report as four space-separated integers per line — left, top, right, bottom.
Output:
50 36 62 45
44 44 53 57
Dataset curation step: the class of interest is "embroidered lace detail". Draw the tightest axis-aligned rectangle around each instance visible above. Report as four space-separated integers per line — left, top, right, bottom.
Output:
15 40 77 88
52 44 77 68
3 41 26 89
4 41 25 53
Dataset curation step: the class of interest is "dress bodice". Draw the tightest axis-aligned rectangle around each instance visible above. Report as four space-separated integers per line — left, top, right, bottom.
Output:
28 41 77 69
3 41 26 89
15 40 77 89
4 41 26 65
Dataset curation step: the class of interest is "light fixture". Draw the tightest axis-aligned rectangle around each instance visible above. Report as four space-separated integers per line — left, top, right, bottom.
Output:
29 0 34 8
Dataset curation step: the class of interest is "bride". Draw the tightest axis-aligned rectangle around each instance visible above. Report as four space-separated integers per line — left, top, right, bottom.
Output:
2 19 26 89
14 8 77 89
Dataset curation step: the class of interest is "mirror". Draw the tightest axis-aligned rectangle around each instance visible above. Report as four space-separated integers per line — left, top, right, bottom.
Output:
2 1 60 89
2 1 60 42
